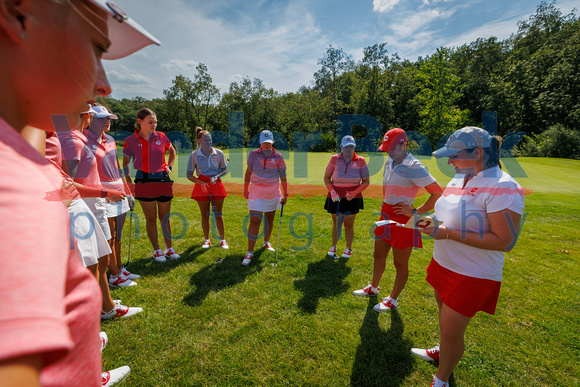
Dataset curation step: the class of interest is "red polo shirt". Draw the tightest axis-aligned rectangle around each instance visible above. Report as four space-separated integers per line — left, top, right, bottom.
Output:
123 131 171 173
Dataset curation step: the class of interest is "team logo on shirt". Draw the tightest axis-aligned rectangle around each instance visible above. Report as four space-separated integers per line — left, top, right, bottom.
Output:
467 188 479 197
156 141 161 145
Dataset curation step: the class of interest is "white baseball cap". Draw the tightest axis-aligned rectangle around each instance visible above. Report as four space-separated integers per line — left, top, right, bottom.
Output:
92 105 118 119
341 135 356 148
260 130 274 144
89 0 161 60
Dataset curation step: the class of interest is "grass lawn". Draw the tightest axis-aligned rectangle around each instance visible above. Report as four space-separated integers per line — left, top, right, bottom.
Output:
103 153 580 386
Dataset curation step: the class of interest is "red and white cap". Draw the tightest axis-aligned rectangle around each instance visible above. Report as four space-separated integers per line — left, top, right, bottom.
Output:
88 0 161 60
92 105 118 119
378 128 406 152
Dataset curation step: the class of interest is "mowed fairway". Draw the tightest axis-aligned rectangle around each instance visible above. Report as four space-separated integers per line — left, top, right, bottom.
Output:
103 152 580 386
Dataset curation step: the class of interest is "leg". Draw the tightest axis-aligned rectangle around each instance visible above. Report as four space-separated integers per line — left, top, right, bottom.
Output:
157 200 173 249
139 200 160 251
436 304 472 383
214 199 225 240
370 238 392 288
263 210 276 243
342 214 356 249
197 200 211 240
331 213 338 246
247 211 263 253
106 218 121 276
97 254 115 312
389 246 413 300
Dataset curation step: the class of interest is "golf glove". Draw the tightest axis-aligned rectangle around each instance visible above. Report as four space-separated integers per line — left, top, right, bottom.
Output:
330 190 340 202
211 176 217 184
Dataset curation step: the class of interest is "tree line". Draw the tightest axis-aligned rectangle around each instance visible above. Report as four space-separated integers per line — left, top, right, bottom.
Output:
100 2 580 158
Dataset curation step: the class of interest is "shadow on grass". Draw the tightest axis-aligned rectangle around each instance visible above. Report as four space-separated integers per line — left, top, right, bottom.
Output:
123 245 207 278
350 300 414 386
293 255 351 314
182 249 266 307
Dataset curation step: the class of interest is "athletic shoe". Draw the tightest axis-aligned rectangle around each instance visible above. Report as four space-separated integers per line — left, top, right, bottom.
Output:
153 249 166 262
108 273 137 288
411 345 440 362
99 332 108 353
374 296 399 312
220 240 229 250
341 247 352 259
202 239 211 249
164 247 180 260
121 266 140 280
242 252 253 266
353 284 380 297
102 366 131 386
430 375 448 387
263 241 275 252
327 246 337 258
101 304 143 320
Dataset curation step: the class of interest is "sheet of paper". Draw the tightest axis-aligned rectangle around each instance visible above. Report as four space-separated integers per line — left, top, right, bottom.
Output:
375 216 442 230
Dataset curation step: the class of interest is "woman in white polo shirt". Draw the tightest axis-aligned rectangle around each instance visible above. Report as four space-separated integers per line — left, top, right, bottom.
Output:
323 135 370 259
242 130 288 266
352 128 443 313
187 127 229 249
412 127 525 387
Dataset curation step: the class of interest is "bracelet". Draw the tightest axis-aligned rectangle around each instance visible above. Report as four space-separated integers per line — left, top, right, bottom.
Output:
446 229 451 239
100 189 107 198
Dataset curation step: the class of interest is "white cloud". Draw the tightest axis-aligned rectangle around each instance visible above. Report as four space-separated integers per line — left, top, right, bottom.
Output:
373 0 400 13
161 59 199 73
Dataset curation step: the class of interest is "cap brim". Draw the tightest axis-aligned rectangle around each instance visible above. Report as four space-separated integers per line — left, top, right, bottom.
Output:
90 0 161 60
261 140 274 144
432 147 462 158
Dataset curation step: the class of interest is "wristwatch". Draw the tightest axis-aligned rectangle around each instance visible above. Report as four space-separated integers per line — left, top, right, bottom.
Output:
100 189 108 198
412 208 418 216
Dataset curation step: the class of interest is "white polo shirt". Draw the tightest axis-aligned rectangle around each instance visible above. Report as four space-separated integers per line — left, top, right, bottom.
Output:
433 166 525 281
383 153 437 206
187 147 226 177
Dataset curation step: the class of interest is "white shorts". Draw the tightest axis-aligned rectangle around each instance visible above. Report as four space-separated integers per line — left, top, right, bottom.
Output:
83 197 112 240
248 198 281 213
68 199 112 268
102 180 130 218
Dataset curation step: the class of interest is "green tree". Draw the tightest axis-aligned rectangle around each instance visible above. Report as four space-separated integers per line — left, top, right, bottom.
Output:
414 47 469 145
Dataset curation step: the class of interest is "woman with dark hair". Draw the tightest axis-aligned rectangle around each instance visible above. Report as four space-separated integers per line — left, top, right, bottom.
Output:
243 130 288 266
123 108 180 262
412 127 524 387
187 127 229 249
323 135 369 259
352 128 442 313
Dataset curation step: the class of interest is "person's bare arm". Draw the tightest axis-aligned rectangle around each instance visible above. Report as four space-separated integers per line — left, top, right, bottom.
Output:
0 354 42 387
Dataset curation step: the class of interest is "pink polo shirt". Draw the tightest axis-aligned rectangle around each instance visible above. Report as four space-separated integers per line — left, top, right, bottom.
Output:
246 147 286 200
325 152 369 187
123 131 171 173
0 118 101 386
59 130 102 190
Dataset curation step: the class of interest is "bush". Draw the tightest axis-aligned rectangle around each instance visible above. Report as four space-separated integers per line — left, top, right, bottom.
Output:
515 124 580 159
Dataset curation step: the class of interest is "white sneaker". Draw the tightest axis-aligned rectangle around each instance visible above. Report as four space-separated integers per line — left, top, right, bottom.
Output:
202 239 211 249
242 252 253 266
263 241 275 252
121 266 140 280
353 284 380 297
220 240 229 249
153 249 166 262
411 344 440 362
101 304 143 320
102 365 131 386
341 247 352 258
164 247 180 260
327 246 337 258
108 273 137 288
373 296 399 312
99 332 108 353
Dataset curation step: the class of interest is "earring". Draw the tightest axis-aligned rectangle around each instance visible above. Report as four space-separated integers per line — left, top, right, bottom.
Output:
20 32 26 39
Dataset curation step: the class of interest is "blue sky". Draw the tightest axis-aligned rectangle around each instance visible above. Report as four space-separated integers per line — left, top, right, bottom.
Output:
103 0 578 100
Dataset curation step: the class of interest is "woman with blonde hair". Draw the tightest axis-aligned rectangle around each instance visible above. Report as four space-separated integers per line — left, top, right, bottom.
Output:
187 127 229 249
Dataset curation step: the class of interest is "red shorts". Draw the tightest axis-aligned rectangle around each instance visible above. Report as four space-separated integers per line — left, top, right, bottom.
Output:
191 175 227 201
373 202 422 249
426 258 502 317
